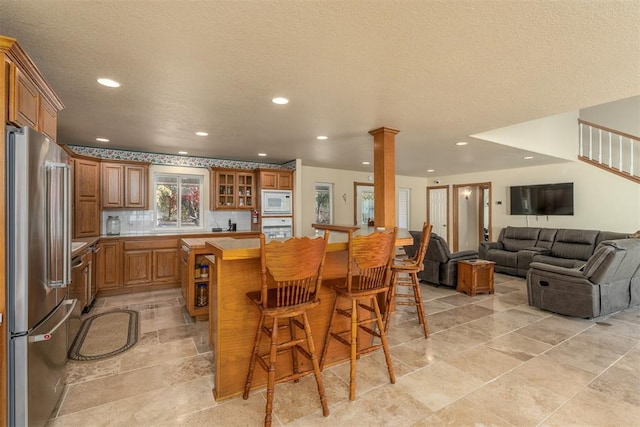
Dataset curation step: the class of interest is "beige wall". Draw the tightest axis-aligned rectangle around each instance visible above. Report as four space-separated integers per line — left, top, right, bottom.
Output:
298 165 428 236
434 160 640 239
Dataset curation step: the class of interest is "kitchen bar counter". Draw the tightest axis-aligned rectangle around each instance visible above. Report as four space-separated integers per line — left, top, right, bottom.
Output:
204 228 412 400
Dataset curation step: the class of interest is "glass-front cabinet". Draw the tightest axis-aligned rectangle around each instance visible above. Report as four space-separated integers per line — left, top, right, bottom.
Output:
211 168 255 210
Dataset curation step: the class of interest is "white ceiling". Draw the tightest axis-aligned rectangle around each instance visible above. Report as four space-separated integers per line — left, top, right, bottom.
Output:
2 1 639 177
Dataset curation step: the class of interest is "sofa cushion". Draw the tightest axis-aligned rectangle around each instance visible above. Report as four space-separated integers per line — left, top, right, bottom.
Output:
550 229 599 261
501 227 541 252
536 228 558 249
487 249 518 269
596 231 629 245
531 254 585 269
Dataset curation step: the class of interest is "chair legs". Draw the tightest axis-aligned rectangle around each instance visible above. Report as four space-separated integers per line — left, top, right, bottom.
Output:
321 293 395 401
244 312 329 427
386 270 429 338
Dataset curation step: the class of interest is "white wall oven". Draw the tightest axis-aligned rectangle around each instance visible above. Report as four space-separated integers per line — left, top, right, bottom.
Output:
261 217 293 239
261 190 292 216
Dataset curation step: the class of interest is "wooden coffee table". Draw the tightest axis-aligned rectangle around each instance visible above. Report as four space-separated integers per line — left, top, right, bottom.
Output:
457 260 495 297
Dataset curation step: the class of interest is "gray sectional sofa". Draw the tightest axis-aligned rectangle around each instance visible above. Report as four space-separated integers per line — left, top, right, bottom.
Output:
479 226 629 277
527 238 640 318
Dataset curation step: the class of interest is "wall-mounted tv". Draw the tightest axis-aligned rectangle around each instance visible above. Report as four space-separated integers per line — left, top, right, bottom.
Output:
510 183 574 216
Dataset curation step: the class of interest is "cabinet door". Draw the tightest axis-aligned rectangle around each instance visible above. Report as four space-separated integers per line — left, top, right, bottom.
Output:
8 62 39 128
213 170 236 209
101 163 124 208
70 252 88 310
96 241 122 290
236 172 255 208
39 96 57 141
123 250 153 286
125 165 148 208
153 248 180 283
74 159 101 237
260 171 278 189
75 199 101 237
277 172 293 190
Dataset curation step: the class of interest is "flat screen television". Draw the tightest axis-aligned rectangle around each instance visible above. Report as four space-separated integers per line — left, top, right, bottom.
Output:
510 183 574 216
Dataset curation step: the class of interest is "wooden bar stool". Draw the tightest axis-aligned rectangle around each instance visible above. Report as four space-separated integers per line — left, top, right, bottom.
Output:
320 227 397 401
385 222 432 338
243 233 330 427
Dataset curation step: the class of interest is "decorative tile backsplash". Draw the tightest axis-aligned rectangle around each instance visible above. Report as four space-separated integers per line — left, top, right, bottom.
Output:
68 146 296 170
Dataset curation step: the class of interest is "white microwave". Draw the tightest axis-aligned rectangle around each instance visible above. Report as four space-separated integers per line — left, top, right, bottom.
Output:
261 190 292 216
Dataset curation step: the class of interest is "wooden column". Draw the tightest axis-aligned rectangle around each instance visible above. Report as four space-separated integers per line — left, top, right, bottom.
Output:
368 127 399 229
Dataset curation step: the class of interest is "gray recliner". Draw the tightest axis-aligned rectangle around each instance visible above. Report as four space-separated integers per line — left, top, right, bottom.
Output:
526 238 640 318
413 233 478 287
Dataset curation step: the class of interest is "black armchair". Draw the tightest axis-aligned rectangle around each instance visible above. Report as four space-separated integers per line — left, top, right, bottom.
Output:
418 233 478 287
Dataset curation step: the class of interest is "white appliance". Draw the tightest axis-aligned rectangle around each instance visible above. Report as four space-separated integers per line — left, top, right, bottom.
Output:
6 126 77 427
261 217 293 239
261 190 292 216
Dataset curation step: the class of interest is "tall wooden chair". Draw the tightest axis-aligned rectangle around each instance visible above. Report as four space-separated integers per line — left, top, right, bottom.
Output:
385 222 433 338
243 233 330 427
320 227 397 401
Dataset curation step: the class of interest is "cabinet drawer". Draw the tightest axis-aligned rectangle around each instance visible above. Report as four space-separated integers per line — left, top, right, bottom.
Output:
124 239 179 251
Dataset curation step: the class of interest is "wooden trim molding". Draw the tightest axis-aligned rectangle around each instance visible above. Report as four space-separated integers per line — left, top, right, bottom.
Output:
0 35 64 111
578 155 640 184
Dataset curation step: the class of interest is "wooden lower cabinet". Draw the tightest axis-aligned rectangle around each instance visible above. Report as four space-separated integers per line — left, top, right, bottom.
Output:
96 240 123 291
119 238 180 291
123 250 153 286
181 245 212 319
154 248 181 283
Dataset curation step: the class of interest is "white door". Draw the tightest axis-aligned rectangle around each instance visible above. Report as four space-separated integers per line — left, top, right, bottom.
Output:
428 187 448 241
355 184 374 226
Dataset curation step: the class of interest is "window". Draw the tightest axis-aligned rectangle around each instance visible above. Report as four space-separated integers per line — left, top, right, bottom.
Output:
397 187 410 229
314 183 333 224
155 173 203 229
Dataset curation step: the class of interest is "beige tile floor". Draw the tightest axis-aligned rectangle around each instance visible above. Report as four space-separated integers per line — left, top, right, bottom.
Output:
47 274 640 426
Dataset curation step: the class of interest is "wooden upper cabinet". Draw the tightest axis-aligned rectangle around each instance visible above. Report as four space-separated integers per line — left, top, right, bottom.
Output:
8 62 39 129
73 158 101 237
259 169 293 190
210 168 255 210
101 161 149 209
3 38 64 140
101 163 125 208
38 96 57 141
125 165 147 208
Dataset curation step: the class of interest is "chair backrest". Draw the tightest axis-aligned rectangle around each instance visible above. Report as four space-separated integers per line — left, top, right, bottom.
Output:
426 233 451 263
408 223 433 269
347 227 397 292
260 232 329 309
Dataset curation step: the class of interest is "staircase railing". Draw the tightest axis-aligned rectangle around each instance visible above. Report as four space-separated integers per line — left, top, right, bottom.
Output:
578 119 640 184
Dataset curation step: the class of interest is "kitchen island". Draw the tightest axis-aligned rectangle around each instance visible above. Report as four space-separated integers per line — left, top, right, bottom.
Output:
204 228 412 400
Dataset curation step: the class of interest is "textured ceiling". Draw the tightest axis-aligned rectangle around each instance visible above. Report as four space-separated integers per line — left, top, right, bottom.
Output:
1 1 639 177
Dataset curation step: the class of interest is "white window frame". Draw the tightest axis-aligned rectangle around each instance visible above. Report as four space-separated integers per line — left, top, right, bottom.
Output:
153 170 205 231
397 187 410 229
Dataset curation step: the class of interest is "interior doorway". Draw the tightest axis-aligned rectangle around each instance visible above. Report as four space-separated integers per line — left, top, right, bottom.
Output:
353 182 374 226
427 185 449 242
453 182 492 252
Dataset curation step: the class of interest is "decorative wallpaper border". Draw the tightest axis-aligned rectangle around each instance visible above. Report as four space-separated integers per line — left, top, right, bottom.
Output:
68 145 296 170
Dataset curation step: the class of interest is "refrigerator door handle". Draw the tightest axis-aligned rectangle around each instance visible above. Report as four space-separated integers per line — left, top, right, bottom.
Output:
29 299 77 342
45 162 71 288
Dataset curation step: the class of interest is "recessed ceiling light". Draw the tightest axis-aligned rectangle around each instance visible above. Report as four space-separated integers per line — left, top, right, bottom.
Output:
316 136 328 140
427 169 435 172
362 161 370 165
178 151 188 155
272 97 289 105
523 156 534 160
455 141 468 146
195 131 208 136
258 153 267 157
97 78 120 88
96 137 109 142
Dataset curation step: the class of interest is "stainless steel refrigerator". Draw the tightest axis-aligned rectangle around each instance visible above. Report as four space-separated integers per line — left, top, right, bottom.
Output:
6 126 77 427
